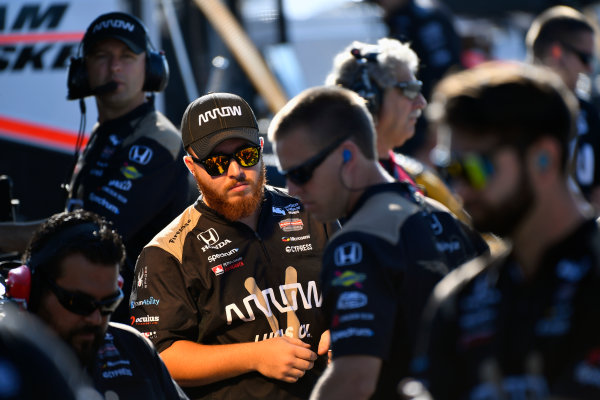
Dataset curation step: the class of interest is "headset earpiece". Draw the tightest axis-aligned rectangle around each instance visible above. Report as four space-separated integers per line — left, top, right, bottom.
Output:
537 151 550 171
343 149 351 164
67 55 91 100
143 48 169 92
5 265 32 307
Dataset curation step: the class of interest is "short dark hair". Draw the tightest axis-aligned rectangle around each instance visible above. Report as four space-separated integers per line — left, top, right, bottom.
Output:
430 61 578 169
24 210 125 308
526 5 595 62
268 86 378 159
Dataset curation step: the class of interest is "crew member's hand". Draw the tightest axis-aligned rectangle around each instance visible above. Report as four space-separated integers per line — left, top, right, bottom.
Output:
254 336 317 382
317 330 332 363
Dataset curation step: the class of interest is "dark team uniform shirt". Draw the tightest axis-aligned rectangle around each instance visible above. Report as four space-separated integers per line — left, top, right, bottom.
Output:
89 322 188 400
412 219 600 399
320 182 488 399
130 186 338 400
67 99 192 323
573 98 600 201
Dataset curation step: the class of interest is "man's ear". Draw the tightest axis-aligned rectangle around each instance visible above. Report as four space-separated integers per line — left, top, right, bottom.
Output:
183 155 196 175
528 137 560 177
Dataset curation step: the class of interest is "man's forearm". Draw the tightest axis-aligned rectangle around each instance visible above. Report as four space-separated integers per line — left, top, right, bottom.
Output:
160 336 317 387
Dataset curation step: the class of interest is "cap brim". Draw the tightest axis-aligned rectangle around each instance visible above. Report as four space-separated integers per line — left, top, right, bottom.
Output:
188 128 259 160
87 35 145 54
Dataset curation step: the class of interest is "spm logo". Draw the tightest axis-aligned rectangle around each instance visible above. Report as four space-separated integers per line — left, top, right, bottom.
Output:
120 164 142 179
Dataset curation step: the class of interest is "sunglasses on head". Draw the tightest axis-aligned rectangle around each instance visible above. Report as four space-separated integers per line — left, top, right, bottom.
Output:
190 144 261 177
393 80 423 100
279 135 350 186
442 152 495 190
45 278 123 316
559 41 594 66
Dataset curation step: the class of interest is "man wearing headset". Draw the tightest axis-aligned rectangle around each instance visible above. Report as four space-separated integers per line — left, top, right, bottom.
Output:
269 86 488 399
326 38 503 254
326 38 471 224
2 209 188 399
0 12 192 323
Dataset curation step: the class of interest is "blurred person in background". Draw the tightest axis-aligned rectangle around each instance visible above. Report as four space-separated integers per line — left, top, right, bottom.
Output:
526 5 600 213
411 61 600 399
326 37 471 226
368 0 463 163
326 38 504 254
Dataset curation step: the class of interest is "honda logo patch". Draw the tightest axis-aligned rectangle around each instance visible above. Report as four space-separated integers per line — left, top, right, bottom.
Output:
334 242 363 266
129 145 153 165
197 228 219 245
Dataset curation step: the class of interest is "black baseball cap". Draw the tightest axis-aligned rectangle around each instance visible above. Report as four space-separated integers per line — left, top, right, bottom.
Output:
181 93 259 160
83 12 147 55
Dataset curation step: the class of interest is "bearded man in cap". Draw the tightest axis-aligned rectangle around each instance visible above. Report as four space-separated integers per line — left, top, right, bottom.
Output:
129 92 338 400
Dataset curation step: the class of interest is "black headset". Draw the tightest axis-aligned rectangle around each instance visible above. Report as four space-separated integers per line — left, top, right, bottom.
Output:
349 47 383 116
67 13 169 100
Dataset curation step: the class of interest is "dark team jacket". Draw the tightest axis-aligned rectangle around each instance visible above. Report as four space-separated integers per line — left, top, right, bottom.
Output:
573 98 600 200
130 186 339 400
67 100 192 324
90 322 189 400
320 182 488 399
412 218 600 399
67 99 192 263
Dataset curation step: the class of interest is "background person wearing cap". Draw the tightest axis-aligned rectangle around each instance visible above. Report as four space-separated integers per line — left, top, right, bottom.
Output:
0 11 193 324
129 92 339 399
2 209 189 400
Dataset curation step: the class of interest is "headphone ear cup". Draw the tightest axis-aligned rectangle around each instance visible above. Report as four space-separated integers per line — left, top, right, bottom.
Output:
143 50 169 92
67 57 91 100
6 265 32 308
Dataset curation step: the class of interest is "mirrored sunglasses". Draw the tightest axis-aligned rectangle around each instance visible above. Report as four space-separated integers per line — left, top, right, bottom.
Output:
393 80 423 100
190 144 261 177
279 135 350 186
46 278 123 316
443 152 495 190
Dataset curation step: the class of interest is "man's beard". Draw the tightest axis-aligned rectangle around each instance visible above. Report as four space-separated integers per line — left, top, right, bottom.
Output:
66 325 106 367
197 163 266 221
470 171 535 237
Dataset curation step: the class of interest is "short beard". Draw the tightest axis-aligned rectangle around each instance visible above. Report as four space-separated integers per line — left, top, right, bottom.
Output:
197 163 266 221
471 170 534 237
67 325 106 368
